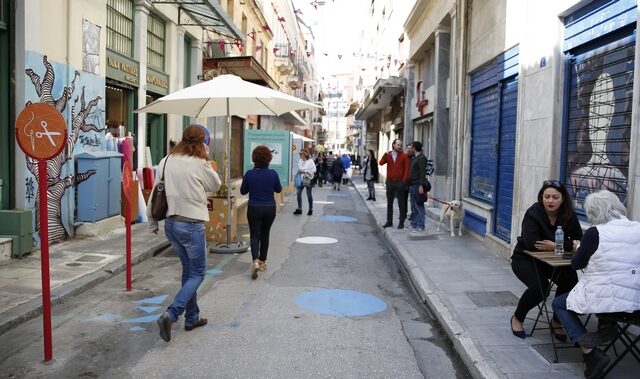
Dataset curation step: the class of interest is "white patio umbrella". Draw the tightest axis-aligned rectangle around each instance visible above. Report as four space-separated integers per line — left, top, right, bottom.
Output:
136 74 319 253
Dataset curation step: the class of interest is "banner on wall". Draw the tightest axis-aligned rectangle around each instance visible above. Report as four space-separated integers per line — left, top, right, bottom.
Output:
243 129 291 187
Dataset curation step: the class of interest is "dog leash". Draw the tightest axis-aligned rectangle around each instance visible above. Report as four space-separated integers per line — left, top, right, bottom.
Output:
427 195 451 214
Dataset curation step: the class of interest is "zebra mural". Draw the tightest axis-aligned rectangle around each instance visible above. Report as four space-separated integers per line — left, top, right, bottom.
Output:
25 54 104 242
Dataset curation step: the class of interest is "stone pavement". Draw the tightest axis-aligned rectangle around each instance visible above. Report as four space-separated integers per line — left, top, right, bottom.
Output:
352 175 637 378
0 178 637 378
0 223 169 336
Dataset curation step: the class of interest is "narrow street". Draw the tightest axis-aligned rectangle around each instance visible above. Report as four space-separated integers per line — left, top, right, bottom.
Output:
0 185 470 378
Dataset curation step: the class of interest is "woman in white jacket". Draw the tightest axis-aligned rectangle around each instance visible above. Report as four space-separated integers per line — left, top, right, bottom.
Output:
552 190 640 378
293 148 316 216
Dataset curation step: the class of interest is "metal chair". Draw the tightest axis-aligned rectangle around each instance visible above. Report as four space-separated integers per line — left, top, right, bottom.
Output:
598 310 640 377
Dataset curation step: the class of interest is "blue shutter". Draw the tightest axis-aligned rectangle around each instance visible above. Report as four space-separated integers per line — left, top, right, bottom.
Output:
494 77 518 241
469 86 499 203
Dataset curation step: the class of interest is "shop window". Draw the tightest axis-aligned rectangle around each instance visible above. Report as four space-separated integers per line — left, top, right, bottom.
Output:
105 85 129 137
106 0 134 57
147 13 165 71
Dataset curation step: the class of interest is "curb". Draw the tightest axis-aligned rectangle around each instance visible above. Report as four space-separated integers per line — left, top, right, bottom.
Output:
0 240 170 336
356 182 505 379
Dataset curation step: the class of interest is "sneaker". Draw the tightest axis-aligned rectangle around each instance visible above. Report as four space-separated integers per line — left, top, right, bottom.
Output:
583 348 610 379
293 209 302 215
185 318 208 331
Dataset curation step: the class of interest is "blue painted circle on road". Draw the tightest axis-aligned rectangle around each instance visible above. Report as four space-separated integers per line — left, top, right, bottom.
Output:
294 289 387 317
320 215 357 222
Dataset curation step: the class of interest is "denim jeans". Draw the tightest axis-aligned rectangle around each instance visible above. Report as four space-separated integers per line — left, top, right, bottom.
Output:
409 184 425 229
164 218 207 327
366 179 375 198
552 292 586 343
296 185 313 210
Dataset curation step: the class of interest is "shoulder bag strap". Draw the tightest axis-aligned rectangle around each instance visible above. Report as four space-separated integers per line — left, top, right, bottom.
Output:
160 155 170 182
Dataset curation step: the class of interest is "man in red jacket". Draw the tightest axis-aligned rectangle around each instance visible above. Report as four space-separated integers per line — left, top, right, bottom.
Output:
379 138 410 229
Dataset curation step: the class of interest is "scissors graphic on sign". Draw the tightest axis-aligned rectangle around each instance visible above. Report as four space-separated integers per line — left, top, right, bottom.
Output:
24 112 62 151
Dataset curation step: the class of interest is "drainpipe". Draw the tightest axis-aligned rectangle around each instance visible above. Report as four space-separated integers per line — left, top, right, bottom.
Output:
66 0 75 233
455 0 469 201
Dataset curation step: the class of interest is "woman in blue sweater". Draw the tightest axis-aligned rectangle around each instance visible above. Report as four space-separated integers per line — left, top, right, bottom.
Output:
240 145 282 279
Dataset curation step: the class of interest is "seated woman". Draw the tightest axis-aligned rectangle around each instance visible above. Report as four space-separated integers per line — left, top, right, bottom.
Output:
510 180 583 340
552 190 640 379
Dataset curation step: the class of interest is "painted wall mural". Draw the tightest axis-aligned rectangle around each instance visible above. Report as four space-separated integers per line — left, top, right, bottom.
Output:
24 52 105 243
564 37 634 211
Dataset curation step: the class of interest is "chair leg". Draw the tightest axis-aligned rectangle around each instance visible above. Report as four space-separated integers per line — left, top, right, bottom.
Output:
601 323 640 377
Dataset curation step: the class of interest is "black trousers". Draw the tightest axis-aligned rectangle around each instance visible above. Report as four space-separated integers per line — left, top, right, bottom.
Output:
511 253 578 322
247 205 276 261
385 180 407 224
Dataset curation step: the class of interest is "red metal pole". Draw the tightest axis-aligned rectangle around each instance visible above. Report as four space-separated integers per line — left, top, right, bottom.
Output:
126 197 132 291
38 159 53 362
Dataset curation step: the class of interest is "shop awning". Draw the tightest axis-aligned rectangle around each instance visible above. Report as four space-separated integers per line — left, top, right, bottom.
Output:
344 101 359 117
355 76 404 121
291 132 315 142
203 56 279 89
280 111 307 126
153 0 243 40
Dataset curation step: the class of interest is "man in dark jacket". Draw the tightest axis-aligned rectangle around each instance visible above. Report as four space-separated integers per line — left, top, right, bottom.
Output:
407 141 429 231
379 139 410 229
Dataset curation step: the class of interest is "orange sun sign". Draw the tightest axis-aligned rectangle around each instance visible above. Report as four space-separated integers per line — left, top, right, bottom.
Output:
16 103 68 160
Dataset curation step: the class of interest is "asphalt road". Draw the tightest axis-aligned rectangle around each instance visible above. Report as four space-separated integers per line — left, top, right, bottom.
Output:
0 185 470 378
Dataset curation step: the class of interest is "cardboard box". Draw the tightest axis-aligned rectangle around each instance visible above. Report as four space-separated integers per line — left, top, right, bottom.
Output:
205 197 237 243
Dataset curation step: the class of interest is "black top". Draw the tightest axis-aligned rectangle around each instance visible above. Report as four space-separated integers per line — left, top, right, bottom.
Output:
408 153 428 186
331 158 345 175
513 202 583 256
363 157 379 181
571 226 599 270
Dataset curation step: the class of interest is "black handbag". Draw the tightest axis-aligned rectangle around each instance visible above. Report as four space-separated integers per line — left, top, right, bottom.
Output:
150 155 170 221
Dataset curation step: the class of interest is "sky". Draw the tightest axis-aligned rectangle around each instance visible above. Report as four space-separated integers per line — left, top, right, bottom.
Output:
292 0 369 78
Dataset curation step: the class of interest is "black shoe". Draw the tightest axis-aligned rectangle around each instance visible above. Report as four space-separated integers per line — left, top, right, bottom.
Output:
293 209 302 215
366 196 372 200
511 316 526 339
397 223 404 230
307 209 313 215
382 222 392 228
583 348 610 379
372 197 376 201
157 314 172 342
185 318 208 331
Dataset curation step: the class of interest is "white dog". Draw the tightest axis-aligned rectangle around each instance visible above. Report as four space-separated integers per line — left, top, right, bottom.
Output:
437 200 464 237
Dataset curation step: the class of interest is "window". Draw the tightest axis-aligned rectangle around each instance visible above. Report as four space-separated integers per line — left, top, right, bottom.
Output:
147 13 166 71
106 0 134 57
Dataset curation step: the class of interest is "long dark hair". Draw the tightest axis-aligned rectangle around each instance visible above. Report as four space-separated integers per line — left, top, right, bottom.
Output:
537 180 574 222
367 149 376 160
170 124 208 160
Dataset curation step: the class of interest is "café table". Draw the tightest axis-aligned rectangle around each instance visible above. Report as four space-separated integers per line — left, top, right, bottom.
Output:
522 249 574 363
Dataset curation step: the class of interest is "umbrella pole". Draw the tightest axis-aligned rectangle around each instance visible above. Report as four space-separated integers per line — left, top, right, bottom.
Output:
226 97 232 245
211 98 247 254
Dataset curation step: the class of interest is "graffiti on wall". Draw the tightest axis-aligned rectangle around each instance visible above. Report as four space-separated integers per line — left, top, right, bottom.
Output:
565 38 634 210
24 53 105 243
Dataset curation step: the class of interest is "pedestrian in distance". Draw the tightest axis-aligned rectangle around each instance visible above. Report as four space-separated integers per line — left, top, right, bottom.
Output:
240 145 282 280
341 153 351 185
293 148 316 216
510 180 583 341
363 149 379 201
148 124 222 343
552 190 640 379
325 151 336 184
379 139 410 229
407 141 429 231
331 153 346 190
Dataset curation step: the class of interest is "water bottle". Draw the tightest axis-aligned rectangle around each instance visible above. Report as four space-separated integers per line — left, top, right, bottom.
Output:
555 226 564 256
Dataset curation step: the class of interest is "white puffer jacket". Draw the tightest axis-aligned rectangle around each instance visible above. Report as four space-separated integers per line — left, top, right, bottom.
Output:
567 217 640 314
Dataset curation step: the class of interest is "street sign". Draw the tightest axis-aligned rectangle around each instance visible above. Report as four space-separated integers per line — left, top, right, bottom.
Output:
14 102 68 362
15 103 68 160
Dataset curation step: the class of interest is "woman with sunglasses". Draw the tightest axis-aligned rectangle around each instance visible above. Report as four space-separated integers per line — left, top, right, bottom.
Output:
510 180 583 340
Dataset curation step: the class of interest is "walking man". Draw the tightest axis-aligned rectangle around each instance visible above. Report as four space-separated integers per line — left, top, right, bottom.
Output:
407 141 428 231
379 139 410 229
